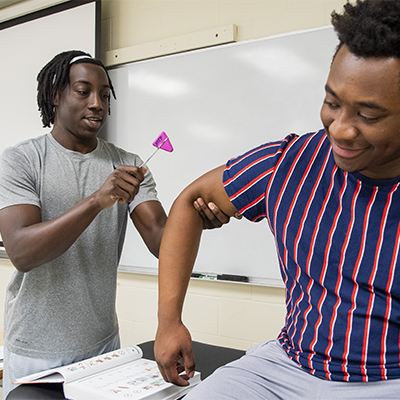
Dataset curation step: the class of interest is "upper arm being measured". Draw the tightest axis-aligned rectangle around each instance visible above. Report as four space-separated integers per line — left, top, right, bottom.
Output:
177 165 238 217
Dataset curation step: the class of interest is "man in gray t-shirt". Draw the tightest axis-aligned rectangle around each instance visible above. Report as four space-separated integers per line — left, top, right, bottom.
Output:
0 50 230 399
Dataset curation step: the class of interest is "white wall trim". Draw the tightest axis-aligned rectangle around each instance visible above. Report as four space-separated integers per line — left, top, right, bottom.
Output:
104 24 238 67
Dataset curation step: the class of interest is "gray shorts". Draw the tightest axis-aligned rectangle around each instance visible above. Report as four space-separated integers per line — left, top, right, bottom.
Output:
2 334 120 400
185 340 400 400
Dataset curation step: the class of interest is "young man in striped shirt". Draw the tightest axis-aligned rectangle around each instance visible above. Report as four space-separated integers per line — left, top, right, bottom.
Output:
155 0 400 398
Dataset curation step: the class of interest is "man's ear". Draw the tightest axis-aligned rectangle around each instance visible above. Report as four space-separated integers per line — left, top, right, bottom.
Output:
53 93 59 106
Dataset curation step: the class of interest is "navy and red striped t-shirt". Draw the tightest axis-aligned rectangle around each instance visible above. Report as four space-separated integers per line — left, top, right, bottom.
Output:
223 129 400 382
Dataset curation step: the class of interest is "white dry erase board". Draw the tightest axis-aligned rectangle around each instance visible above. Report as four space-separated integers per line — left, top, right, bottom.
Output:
109 26 339 286
103 26 339 286
0 0 99 153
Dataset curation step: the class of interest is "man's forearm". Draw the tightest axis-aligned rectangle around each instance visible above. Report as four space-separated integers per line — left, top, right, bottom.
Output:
4 195 103 272
157 190 203 325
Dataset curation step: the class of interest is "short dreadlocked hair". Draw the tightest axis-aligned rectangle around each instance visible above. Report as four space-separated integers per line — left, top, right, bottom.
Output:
37 50 116 128
331 0 400 59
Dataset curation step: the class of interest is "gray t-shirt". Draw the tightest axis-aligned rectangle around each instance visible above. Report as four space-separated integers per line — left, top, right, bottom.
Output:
0 133 159 358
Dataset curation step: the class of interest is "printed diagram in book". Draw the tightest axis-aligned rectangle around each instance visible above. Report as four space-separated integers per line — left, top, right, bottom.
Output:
77 357 168 397
67 352 115 372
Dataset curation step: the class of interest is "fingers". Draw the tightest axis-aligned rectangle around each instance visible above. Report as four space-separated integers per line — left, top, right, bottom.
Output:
157 357 192 386
182 351 196 381
159 359 192 386
234 211 243 220
114 165 145 182
207 202 230 225
194 198 225 229
112 165 145 203
96 165 147 209
194 197 242 229
154 325 195 386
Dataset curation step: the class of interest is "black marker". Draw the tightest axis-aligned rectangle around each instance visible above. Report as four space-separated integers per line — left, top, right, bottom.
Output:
217 274 249 282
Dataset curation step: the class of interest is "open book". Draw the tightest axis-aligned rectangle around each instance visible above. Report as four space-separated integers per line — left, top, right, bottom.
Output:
14 345 200 400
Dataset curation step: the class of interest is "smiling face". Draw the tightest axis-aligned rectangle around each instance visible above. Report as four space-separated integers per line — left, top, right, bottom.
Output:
52 62 111 153
320 45 400 180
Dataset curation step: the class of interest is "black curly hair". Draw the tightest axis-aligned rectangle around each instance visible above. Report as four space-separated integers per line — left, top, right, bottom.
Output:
37 50 117 128
331 0 400 59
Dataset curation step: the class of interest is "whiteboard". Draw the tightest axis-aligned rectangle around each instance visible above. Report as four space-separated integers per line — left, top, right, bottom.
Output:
0 0 98 152
103 26 338 286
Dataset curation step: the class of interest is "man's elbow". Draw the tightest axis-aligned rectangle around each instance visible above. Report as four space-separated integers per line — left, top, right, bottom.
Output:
146 225 166 259
4 242 41 272
8 252 35 273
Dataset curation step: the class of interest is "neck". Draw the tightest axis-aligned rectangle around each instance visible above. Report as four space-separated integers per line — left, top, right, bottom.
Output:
51 130 98 154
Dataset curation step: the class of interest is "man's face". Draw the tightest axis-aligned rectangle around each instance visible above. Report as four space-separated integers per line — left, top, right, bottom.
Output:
320 45 400 180
53 62 111 152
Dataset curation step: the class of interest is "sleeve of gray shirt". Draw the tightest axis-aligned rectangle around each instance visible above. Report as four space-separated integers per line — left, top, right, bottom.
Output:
0 145 41 211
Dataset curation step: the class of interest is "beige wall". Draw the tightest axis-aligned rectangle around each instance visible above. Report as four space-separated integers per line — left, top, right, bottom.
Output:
0 0 347 351
101 0 346 58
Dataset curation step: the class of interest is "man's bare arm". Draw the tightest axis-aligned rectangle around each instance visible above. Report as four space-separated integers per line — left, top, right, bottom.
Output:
0 165 145 272
130 200 168 258
155 165 238 385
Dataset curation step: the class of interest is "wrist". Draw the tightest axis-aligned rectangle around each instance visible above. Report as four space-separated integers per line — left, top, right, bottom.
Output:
157 309 183 327
87 191 108 213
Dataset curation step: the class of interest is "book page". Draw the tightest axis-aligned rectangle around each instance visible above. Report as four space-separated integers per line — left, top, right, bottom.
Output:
65 358 200 400
14 346 143 385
